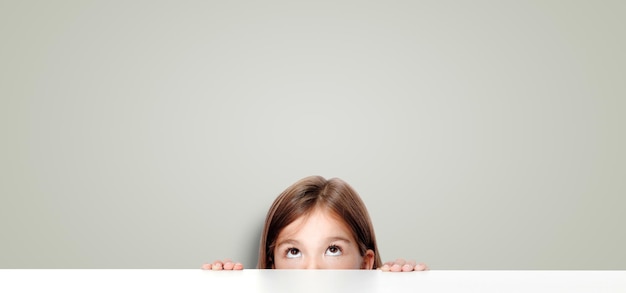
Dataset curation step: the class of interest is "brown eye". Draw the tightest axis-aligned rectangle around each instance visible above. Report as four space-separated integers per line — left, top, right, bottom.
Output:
286 248 301 258
325 245 342 256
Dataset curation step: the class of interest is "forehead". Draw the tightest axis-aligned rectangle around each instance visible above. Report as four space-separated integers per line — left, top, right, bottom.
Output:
276 207 355 242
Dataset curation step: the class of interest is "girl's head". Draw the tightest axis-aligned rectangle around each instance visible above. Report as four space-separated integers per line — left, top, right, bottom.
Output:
257 175 382 269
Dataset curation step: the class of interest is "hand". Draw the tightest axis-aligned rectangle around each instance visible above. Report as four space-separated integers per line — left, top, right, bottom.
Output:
378 259 429 272
201 259 244 270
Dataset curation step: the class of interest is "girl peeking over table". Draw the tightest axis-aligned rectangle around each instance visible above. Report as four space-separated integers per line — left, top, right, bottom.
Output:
202 175 429 272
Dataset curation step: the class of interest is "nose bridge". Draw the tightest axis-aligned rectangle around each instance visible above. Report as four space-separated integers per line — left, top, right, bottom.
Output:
305 255 323 269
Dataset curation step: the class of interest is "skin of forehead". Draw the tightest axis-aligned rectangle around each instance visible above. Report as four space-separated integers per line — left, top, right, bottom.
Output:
275 206 357 248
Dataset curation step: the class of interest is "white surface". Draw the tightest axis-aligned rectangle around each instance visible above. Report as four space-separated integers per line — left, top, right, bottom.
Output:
1 270 625 292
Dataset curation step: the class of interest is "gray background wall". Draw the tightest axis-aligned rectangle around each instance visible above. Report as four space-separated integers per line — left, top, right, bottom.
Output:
1 0 624 269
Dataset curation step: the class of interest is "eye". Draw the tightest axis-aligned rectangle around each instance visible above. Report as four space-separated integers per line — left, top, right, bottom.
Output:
286 248 301 259
325 245 343 256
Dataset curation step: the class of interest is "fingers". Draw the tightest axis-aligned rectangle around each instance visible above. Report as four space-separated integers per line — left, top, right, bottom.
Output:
201 263 212 270
212 260 224 270
223 261 235 270
379 260 393 271
401 264 413 272
201 259 244 270
379 259 429 272
391 258 406 272
414 262 429 271
390 263 403 272
386 258 405 272
222 261 245 270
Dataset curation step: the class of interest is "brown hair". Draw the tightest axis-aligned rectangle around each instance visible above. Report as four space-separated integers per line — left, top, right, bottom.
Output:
257 175 382 269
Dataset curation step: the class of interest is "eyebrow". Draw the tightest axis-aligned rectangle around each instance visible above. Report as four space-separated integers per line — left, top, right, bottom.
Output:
275 237 352 248
326 236 352 244
275 239 300 248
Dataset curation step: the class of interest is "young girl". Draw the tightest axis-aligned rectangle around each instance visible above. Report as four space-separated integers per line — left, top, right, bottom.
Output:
202 175 428 272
